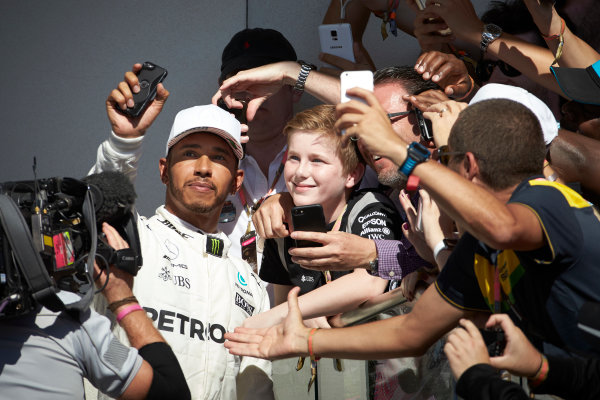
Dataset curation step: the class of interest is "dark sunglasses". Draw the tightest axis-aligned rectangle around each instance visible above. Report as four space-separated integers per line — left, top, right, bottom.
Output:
387 109 433 142
476 59 521 82
432 145 465 166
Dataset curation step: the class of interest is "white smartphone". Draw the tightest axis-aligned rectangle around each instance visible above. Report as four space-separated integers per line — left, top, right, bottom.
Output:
414 0 452 36
340 70 374 103
319 23 355 64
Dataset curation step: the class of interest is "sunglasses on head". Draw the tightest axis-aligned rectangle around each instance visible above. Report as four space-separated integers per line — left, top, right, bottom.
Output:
476 59 521 82
432 145 465 166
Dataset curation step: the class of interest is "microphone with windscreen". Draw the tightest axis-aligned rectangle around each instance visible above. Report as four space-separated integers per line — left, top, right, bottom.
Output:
83 171 143 275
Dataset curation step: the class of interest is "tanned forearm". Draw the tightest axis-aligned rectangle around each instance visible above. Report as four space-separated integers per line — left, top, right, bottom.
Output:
310 285 468 359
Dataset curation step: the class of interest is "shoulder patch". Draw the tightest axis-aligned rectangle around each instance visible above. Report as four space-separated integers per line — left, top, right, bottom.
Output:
528 179 591 209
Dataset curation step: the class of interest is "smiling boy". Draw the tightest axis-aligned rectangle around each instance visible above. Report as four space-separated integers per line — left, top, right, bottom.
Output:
245 104 402 328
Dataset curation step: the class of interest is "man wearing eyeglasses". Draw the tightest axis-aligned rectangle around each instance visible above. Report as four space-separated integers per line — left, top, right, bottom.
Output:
216 63 442 283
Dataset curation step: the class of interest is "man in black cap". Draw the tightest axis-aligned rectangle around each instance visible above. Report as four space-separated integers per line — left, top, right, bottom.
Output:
217 28 315 293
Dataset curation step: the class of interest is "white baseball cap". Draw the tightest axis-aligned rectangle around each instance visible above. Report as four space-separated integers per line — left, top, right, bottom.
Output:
470 83 559 145
166 104 243 159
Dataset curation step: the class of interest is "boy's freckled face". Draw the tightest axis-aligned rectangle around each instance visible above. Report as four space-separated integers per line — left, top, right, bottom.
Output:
284 131 350 212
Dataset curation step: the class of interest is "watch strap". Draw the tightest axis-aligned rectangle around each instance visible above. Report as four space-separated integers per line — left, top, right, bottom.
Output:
294 60 316 94
480 24 502 53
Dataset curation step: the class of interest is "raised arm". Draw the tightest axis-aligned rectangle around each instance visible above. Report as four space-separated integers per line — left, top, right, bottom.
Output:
215 61 341 121
522 0 600 68
428 0 563 95
225 283 471 360
89 64 169 179
335 88 545 251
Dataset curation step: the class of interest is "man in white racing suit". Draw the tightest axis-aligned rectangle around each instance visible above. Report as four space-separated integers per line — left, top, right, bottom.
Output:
89 74 274 400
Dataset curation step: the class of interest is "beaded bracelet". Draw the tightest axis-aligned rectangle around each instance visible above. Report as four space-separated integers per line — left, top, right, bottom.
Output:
108 296 138 313
116 304 144 323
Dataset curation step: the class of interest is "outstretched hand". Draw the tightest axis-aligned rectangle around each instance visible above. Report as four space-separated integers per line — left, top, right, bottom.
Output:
106 63 169 139
224 287 311 360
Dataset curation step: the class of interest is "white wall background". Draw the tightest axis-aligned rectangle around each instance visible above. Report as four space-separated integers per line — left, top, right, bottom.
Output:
0 0 488 215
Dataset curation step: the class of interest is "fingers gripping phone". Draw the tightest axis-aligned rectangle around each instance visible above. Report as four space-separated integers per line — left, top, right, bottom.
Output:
291 204 327 248
414 108 433 142
414 0 452 36
340 70 374 103
217 98 248 125
122 61 168 118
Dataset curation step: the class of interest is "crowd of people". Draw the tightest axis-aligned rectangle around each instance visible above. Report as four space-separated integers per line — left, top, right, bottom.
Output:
2 0 600 399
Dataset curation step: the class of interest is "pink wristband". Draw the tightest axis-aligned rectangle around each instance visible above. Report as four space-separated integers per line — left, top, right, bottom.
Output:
116 303 143 323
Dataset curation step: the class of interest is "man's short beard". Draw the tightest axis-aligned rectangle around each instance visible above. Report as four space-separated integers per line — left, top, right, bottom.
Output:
377 169 407 190
168 178 229 215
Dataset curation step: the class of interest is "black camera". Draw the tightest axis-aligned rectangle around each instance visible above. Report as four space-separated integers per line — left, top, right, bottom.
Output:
0 172 141 319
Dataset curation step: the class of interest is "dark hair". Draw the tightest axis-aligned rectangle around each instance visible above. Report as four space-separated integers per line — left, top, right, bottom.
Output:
374 66 440 95
481 0 544 46
449 99 545 190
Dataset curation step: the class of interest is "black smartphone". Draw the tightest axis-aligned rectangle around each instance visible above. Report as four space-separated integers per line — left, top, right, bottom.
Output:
414 108 433 142
291 204 327 248
122 61 168 118
480 327 506 357
217 98 248 125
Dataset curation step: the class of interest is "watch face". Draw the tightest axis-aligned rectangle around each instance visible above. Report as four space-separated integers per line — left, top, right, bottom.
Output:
485 24 502 37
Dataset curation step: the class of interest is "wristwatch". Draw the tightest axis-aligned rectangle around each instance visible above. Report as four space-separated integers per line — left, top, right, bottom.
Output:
294 60 316 94
480 23 503 53
398 142 431 177
367 257 379 276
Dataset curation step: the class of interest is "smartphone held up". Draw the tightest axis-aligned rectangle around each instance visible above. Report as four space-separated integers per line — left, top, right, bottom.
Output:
291 204 327 248
340 70 374 103
120 61 168 118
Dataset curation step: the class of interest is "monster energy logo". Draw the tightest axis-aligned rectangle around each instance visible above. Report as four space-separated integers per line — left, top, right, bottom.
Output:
206 236 224 257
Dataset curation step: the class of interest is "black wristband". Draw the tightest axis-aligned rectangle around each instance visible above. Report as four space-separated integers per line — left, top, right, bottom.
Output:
139 342 191 400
